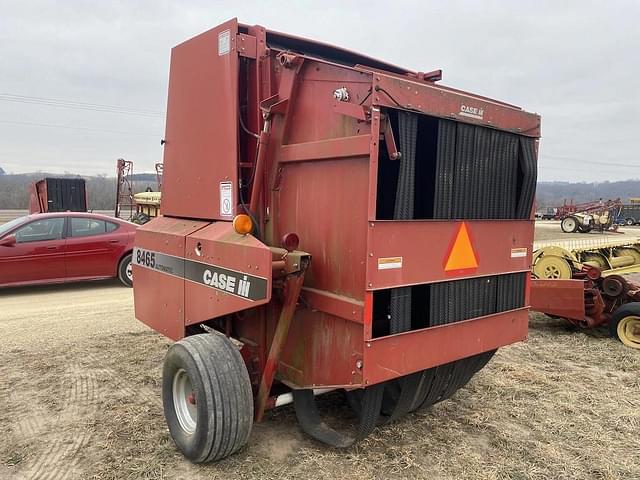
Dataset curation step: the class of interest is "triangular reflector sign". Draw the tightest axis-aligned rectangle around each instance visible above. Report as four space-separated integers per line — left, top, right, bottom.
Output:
444 223 478 271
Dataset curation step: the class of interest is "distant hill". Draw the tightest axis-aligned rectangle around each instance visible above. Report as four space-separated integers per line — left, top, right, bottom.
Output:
0 172 159 210
536 180 640 208
1 172 638 211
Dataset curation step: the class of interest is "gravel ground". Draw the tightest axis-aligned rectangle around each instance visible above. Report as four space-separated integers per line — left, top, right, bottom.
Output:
0 221 638 479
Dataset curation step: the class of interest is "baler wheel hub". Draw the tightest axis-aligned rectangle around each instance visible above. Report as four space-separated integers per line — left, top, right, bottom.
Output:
173 368 198 434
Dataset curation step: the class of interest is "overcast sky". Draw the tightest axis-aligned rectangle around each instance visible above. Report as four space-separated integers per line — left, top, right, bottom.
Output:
1 1 638 182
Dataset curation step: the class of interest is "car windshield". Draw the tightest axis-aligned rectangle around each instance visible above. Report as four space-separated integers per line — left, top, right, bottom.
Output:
0 216 29 238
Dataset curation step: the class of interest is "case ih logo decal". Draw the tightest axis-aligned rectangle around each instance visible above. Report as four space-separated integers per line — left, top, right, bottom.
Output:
133 248 267 301
459 104 484 120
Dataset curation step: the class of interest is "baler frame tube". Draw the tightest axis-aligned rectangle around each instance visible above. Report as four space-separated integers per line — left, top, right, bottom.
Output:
255 257 309 422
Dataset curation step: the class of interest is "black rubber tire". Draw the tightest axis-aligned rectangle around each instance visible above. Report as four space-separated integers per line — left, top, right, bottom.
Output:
117 254 133 287
608 302 640 344
162 333 253 463
561 216 578 233
626 218 635 226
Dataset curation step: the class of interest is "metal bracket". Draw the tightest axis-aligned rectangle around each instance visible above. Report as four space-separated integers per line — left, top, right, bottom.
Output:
381 115 401 160
332 101 369 121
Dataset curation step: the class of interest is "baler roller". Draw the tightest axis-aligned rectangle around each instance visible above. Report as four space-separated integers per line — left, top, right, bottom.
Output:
293 351 495 448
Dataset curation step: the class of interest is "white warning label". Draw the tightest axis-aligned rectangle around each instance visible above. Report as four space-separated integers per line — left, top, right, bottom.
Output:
218 29 231 55
220 181 233 216
511 248 527 258
378 256 403 270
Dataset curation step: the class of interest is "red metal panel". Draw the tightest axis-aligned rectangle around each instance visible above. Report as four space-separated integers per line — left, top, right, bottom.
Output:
273 157 370 299
363 309 529 385
371 73 541 137
184 222 272 325
133 216 209 340
530 279 586 321
161 18 239 220
278 308 364 388
366 220 534 289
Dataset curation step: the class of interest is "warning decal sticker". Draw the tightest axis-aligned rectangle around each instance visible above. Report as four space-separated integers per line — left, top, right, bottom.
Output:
511 248 528 258
378 256 403 270
218 29 231 56
444 223 479 272
219 181 233 217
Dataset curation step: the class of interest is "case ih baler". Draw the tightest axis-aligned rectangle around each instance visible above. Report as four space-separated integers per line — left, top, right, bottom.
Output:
133 18 540 462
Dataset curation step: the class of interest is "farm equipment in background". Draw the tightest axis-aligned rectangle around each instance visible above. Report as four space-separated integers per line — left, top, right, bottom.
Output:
531 267 640 350
617 203 640 225
532 238 640 280
28 177 87 214
557 198 622 233
115 158 162 224
531 238 640 349
132 18 540 462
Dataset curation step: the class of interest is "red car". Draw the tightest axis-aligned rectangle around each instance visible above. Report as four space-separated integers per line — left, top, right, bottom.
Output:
0 212 136 288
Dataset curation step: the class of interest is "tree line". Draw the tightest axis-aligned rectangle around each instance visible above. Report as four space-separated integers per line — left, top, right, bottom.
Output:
0 173 158 210
0 171 638 211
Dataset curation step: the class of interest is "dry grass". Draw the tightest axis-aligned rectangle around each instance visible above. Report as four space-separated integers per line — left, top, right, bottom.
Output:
0 285 638 480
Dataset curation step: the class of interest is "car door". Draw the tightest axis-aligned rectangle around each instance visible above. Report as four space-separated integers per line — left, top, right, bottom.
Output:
0 217 66 286
65 217 122 279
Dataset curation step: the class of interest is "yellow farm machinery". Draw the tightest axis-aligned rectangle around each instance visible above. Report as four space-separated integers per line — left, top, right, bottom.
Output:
531 237 640 349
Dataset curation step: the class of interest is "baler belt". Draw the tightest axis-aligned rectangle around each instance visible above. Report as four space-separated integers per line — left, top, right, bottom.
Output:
292 383 384 448
292 351 496 448
382 112 422 418
389 111 417 334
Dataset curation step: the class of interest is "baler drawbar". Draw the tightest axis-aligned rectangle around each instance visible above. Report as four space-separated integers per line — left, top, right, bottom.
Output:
133 18 540 462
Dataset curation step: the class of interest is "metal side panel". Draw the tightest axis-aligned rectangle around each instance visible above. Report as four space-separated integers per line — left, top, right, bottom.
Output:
363 308 528 385
160 18 239 220
133 216 210 340
366 220 534 289
184 222 272 325
529 279 586 321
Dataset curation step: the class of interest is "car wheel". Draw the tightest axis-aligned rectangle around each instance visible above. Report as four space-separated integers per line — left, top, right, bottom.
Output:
162 333 253 462
626 218 635 226
118 254 133 287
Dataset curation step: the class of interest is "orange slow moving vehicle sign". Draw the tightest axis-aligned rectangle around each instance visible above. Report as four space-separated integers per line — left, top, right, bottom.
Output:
444 222 479 273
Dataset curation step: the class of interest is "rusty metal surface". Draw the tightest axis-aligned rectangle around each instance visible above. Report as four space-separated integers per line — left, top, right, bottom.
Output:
160 18 239 220
371 73 541 137
529 279 586 321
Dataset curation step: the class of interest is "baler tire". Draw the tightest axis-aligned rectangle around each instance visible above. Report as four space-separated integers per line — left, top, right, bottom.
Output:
609 303 640 350
117 254 133 287
162 333 253 463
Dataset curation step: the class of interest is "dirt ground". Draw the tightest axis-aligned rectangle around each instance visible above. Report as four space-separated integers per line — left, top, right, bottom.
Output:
1 224 639 479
